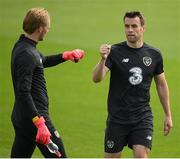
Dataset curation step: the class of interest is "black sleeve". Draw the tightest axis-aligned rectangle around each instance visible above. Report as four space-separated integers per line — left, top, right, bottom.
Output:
154 52 164 75
41 53 66 68
105 48 114 70
16 52 40 119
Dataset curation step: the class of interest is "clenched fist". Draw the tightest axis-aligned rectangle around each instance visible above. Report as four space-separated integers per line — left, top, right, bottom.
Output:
99 44 111 60
63 49 85 62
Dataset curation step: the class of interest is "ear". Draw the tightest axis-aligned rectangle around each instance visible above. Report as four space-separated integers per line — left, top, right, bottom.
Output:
140 25 145 33
141 25 145 33
38 26 44 33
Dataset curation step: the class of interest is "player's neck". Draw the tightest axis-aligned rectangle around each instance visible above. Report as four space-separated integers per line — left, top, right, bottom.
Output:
127 40 143 49
25 33 39 43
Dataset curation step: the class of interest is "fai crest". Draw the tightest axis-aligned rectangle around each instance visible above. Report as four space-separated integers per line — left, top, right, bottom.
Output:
107 140 114 149
143 57 152 66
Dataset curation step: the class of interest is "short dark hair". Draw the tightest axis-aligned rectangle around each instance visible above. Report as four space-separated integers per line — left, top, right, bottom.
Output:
123 11 145 26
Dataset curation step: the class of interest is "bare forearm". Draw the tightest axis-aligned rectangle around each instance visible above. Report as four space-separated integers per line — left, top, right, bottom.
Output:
92 58 108 83
155 73 173 135
156 81 171 117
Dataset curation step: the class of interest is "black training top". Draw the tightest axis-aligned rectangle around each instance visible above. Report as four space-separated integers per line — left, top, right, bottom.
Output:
11 34 65 126
105 41 163 124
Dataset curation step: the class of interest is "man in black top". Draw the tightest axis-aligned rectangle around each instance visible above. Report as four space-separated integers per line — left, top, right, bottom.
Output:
92 11 173 158
11 8 84 158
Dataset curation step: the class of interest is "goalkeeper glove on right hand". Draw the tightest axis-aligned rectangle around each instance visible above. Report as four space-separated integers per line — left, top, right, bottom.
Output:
33 116 51 145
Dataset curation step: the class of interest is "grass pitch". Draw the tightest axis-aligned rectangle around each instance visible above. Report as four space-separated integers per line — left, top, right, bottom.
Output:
0 0 180 157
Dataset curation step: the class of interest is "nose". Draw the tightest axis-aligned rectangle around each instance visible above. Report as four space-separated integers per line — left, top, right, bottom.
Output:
128 26 133 32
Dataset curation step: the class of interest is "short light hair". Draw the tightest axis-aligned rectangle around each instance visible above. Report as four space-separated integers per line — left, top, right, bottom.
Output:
123 11 145 26
23 8 50 34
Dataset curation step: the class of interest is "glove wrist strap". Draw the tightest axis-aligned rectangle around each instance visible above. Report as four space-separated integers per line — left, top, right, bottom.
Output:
32 116 39 123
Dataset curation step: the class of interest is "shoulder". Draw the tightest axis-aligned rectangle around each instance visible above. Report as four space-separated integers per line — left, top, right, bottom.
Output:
110 41 126 56
14 42 40 63
111 41 126 50
142 43 164 62
13 44 39 68
15 52 37 68
142 44 164 69
13 40 33 54
143 43 162 55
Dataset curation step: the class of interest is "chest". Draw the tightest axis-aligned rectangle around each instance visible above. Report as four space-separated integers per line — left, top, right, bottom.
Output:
111 49 157 83
33 51 44 76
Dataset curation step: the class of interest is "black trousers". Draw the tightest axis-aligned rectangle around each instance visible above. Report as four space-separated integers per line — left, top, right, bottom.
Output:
11 118 67 158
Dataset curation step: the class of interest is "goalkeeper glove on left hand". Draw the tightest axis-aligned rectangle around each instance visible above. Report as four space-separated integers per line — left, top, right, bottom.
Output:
62 49 85 62
33 116 51 145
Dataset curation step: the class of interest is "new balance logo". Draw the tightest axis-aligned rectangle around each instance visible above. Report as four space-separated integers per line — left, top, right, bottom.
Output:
146 135 152 140
122 58 129 63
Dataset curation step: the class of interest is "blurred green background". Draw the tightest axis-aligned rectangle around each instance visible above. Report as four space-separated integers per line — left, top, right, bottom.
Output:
0 0 180 157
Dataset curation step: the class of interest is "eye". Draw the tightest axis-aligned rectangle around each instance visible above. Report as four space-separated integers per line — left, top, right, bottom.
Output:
131 24 138 28
125 24 129 28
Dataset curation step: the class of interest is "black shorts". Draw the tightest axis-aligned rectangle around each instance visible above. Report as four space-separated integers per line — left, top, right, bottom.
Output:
104 118 153 153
